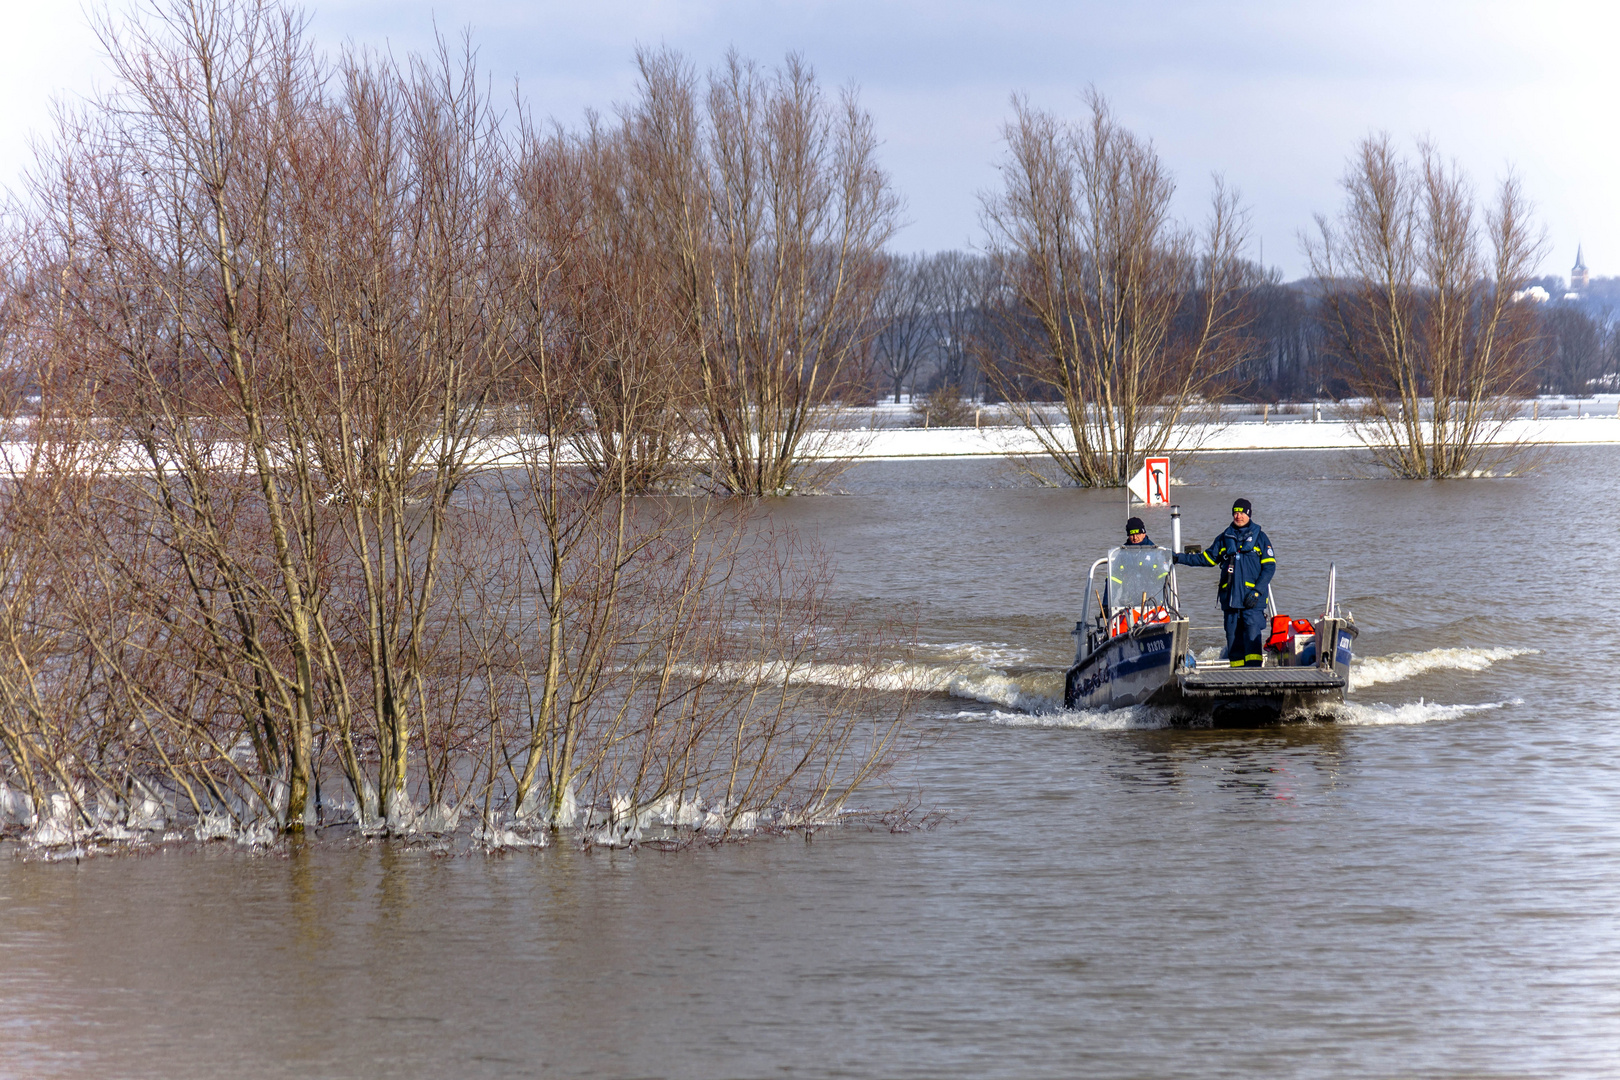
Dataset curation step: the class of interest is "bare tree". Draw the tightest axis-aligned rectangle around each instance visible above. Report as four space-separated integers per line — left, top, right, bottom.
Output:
1537 306 1605 396
924 250 1000 400
980 91 1250 487
16 0 506 834
492 129 913 835
1306 134 1543 477
508 118 695 493
278 41 508 826
869 253 932 404
629 48 898 496
0 0 919 849
0 225 112 833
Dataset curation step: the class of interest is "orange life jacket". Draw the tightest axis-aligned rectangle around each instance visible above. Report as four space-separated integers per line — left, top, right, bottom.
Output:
1111 605 1171 638
1267 616 1319 650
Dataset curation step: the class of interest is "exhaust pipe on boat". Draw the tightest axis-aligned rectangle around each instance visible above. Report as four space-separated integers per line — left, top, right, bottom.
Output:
1169 504 1181 612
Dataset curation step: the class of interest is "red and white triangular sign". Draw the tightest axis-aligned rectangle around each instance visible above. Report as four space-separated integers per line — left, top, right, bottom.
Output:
1127 457 1170 507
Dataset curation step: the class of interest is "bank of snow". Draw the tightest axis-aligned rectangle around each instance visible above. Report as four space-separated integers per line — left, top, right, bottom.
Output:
822 415 1620 461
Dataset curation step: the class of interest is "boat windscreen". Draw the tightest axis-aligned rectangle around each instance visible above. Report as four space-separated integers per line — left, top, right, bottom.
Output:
1105 546 1172 613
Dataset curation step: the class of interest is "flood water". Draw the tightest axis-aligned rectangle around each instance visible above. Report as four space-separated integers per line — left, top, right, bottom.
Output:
5 449 1620 1078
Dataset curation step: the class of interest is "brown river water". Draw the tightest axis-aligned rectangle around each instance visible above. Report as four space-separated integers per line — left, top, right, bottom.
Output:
4 449 1620 1078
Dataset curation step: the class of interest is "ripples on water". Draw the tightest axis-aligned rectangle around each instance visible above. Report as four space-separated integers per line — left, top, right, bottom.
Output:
5 449 1620 1078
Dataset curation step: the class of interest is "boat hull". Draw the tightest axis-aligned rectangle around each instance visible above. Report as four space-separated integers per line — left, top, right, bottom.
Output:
1063 622 1184 711
1062 618 1358 722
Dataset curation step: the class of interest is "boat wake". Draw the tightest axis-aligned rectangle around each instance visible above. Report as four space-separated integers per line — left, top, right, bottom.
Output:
1327 697 1521 726
696 644 1066 712
1349 646 1534 689
941 695 1522 732
882 642 1066 713
971 706 1179 730
759 641 1533 725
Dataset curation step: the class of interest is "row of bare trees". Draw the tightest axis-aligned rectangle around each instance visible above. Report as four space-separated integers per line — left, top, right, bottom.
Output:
0 0 911 846
1532 306 1614 396
869 251 1001 405
920 103 1548 483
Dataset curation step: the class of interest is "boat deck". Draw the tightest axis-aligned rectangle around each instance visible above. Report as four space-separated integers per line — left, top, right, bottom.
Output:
1179 666 1346 698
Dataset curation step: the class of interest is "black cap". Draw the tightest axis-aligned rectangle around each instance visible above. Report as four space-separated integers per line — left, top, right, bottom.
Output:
1232 498 1252 515
1126 516 1145 535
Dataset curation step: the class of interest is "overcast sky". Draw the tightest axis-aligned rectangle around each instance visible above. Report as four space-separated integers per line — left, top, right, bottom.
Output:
3 0 1615 280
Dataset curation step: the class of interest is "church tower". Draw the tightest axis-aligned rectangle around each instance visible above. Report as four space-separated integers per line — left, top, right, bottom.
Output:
1572 245 1590 290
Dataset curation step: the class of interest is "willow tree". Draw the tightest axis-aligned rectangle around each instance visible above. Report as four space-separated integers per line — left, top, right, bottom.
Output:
18 0 506 834
492 113 912 835
2 0 919 847
626 48 897 496
1305 135 1542 477
981 91 1251 487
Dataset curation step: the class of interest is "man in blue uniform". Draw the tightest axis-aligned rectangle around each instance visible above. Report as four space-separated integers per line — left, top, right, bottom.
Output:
1124 516 1153 547
1174 498 1275 667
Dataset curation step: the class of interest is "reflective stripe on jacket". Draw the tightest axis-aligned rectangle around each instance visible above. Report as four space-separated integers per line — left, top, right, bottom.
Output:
1173 521 1275 611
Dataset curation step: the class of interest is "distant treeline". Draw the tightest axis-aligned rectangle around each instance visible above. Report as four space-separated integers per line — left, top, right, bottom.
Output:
870 255 1620 404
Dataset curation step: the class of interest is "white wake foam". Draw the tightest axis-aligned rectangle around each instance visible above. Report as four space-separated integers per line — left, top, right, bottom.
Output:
716 642 1530 722
927 668 1064 712
702 655 1065 712
960 697 1520 730
875 661 1063 712
905 641 1065 711
1325 697 1520 726
915 640 1038 667
945 706 1179 730
1350 647 1533 690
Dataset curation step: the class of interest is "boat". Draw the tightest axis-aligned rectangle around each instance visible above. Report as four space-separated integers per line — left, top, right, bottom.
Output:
1063 506 1358 723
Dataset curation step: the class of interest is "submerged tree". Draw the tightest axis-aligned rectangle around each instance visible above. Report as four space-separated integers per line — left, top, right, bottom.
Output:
627 48 897 496
980 91 1251 487
1305 134 1543 477
0 0 917 846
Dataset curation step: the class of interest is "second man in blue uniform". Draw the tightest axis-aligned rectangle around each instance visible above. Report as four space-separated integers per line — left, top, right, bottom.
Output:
1173 497 1275 668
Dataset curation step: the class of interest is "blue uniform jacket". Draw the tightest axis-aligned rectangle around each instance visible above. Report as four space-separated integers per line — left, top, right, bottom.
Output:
1174 521 1275 611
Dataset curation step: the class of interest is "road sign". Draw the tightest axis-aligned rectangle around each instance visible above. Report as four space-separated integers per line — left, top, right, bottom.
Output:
1128 457 1170 507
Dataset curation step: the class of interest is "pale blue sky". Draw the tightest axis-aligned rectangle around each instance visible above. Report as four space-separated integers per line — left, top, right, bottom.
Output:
3 0 1615 279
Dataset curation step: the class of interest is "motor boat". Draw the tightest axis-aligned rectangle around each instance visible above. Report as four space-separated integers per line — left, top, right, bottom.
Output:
1063 507 1357 723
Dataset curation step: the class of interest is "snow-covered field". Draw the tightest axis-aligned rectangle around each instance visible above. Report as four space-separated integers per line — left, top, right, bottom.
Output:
824 415 1620 460
10 397 1619 473
831 397 1620 460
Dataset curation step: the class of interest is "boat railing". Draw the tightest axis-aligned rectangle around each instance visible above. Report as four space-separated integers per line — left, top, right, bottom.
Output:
1074 557 1110 662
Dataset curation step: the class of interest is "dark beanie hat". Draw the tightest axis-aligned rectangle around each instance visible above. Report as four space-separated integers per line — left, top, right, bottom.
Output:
1126 516 1145 534
1232 497 1253 514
